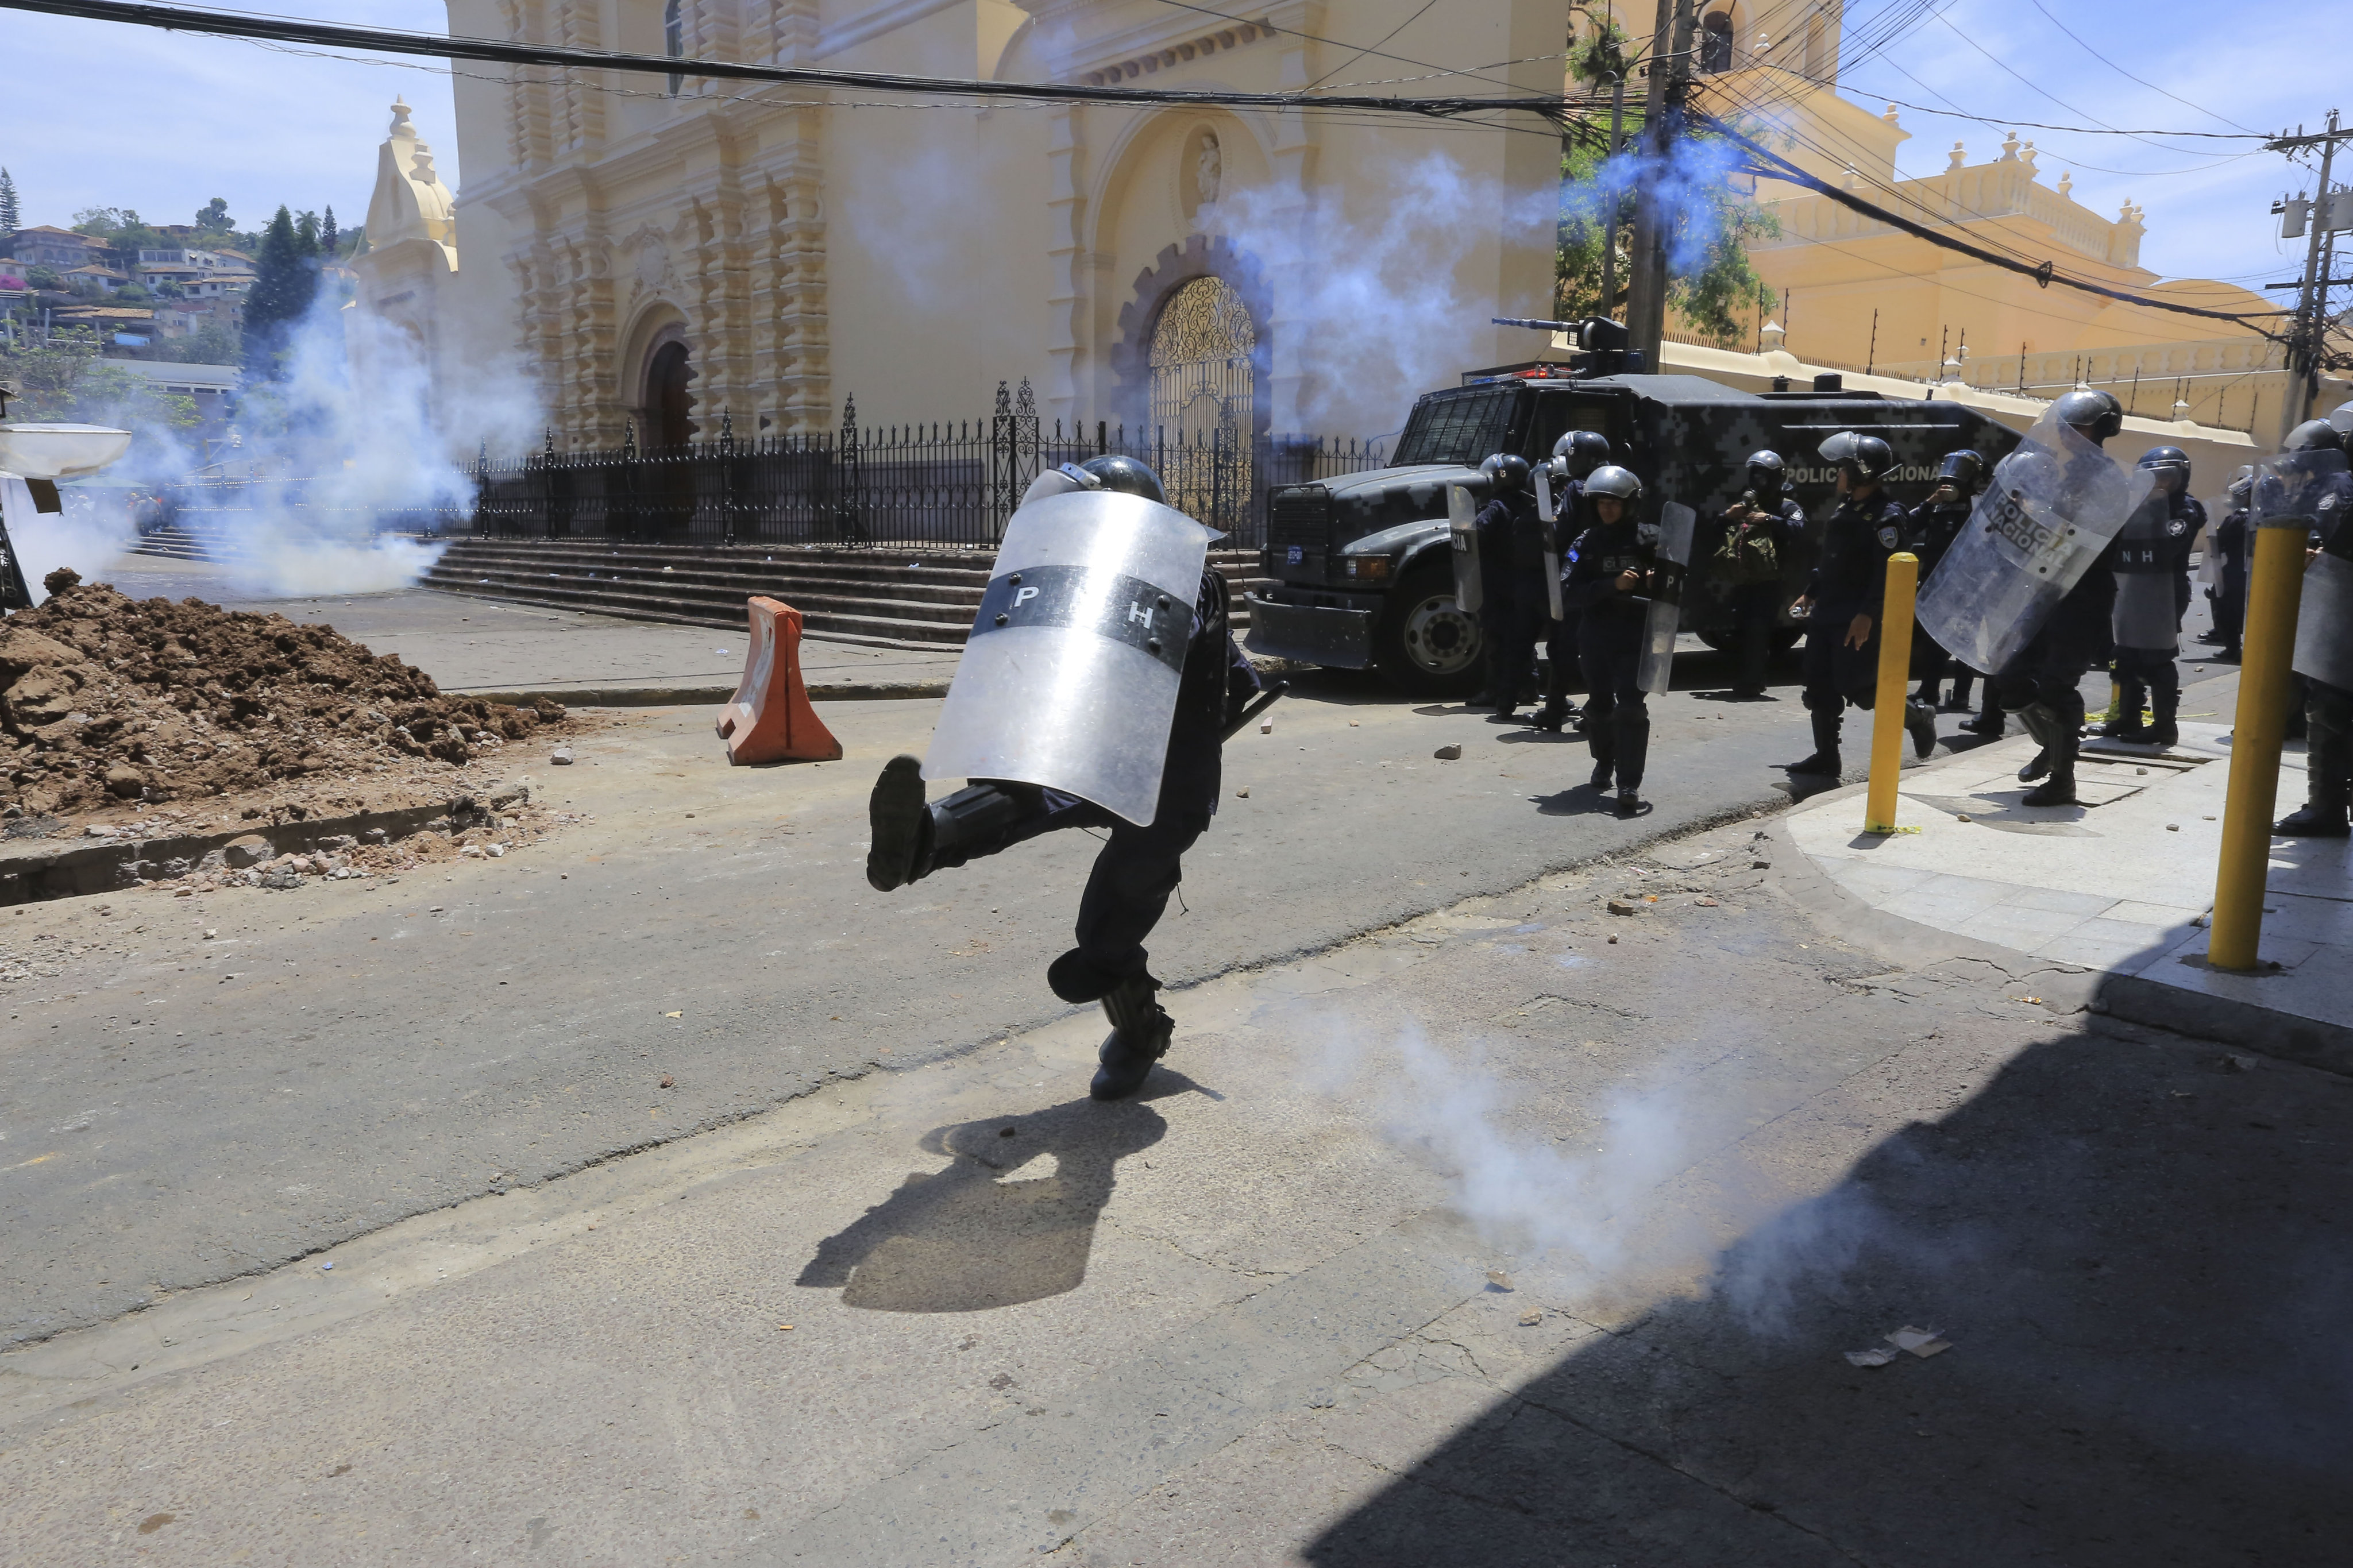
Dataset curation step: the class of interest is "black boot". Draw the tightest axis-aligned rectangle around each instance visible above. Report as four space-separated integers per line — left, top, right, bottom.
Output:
2274 802 2352 838
1587 719 1615 789
1787 708 1842 775
1614 713 1650 816
1531 696 1577 733
1942 671 1976 712
2147 685 2180 748
2101 677 2149 741
2020 706 2079 806
865 755 930 891
1091 975 1173 1100
1905 698 1938 760
2015 702 2056 782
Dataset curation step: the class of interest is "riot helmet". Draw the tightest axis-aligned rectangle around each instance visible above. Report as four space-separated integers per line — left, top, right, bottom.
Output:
1935 449 1988 492
2137 445 2192 492
1553 429 1612 479
1581 465 1642 520
2053 387 2124 444
1818 430 1893 483
1075 453 1168 504
1480 451 1533 493
1744 449 1787 496
2225 465 2254 506
2282 419 2346 455
2328 399 2353 438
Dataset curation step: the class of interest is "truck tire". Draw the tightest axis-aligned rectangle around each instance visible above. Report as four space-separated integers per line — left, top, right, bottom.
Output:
1374 559 1485 697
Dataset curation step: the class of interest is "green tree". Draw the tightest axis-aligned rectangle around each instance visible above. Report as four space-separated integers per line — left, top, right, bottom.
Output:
0 327 196 430
241 205 318 382
156 322 240 365
25 264 63 291
194 196 235 237
294 209 322 259
320 205 340 259
0 168 20 233
1555 17 1780 347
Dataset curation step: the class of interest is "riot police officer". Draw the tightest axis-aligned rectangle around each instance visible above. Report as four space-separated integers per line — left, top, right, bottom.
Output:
1562 465 1657 817
1907 450 1986 712
864 454 1260 1099
2001 388 2130 806
2273 422 2353 836
2202 466 2253 663
1786 431 1935 776
2103 446 2205 746
1473 451 1553 720
1533 430 1613 732
1715 449 1806 700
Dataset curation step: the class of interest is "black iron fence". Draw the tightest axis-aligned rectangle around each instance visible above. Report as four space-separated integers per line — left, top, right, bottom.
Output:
466 379 1386 551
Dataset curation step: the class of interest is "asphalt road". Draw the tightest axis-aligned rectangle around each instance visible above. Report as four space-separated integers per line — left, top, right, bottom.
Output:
0 611 2248 1350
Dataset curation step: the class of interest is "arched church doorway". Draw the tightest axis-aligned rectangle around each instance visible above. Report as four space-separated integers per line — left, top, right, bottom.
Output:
1148 275 1255 524
647 339 695 450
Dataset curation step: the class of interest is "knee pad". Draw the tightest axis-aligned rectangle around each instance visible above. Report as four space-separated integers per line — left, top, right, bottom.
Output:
928 782 1025 861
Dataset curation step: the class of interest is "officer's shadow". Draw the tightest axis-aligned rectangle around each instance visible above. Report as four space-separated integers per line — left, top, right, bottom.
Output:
794 1076 1194 1312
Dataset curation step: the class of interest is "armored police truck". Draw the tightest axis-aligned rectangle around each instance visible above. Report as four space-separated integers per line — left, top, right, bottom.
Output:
1245 355 2023 696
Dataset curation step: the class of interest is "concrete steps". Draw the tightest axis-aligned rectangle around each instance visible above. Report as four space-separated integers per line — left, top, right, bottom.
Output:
422 539 1268 649
123 526 226 562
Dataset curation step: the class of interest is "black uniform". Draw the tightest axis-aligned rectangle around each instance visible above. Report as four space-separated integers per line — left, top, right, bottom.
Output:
1799 488 1911 760
1537 477 1584 726
1477 490 1556 712
1993 450 2127 801
2207 504 2248 656
2108 489 2204 740
1564 513 1660 792
1904 491 1973 707
921 568 1259 1003
1715 491 1804 697
2169 490 2207 629
2288 473 2353 828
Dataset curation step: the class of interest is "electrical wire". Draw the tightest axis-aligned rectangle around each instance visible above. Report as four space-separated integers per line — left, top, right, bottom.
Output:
1302 0 1445 92
1924 9 2227 160
2023 0 2258 136
1833 88 2269 142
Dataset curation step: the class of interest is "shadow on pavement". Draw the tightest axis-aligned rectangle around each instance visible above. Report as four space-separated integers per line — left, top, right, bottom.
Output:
794 1075 1204 1313
1301 1025 2353 1566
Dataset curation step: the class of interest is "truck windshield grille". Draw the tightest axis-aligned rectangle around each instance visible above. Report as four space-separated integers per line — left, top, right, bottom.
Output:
1267 487 1331 550
1393 389 1514 468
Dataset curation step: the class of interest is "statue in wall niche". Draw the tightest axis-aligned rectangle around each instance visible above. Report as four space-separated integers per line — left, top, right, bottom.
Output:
1194 130 1221 208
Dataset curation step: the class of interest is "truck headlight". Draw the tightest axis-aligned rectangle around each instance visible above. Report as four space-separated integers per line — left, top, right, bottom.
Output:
1340 555 1392 582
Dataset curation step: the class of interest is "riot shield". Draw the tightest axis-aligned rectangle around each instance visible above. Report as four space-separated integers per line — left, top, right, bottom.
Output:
1532 466 1566 620
1448 483 1483 615
923 489 1216 826
1534 462 1558 525
1915 401 2154 674
1637 501 1696 694
2278 447 2353 690
2110 493 2180 652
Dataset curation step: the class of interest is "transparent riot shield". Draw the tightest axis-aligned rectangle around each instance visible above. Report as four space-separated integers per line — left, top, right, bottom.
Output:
923 489 1216 826
1448 483 1483 615
2110 493 2181 652
1532 465 1566 620
1915 401 2153 674
2277 447 2353 690
1637 501 1696 694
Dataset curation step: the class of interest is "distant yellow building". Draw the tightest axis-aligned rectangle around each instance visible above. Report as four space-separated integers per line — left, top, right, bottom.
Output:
1658 4 2340 439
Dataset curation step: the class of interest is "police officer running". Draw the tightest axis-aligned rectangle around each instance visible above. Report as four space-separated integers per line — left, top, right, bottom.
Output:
1786 431 1936 777
1533 430 1613 732
1471 452 1555 720
1905 450 1986 713
864 455 1260 1100
2002 389 2130 807
2273 422 2353 836
2102 446 2205 746
1562 465 1658 817
1715 449 1806 700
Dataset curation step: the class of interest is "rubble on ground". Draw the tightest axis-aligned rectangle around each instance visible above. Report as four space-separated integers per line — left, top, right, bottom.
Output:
0 569 582 825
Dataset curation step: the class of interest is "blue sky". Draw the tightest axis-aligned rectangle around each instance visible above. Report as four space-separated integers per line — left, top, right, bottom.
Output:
0 0 2329 295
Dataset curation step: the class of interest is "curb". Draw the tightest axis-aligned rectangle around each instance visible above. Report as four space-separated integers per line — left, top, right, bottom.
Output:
1 799 472 906
448 679 952 708
1762 807 2353 1080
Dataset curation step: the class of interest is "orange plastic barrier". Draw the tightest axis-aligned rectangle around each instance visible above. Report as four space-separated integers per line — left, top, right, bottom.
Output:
716 596 843 764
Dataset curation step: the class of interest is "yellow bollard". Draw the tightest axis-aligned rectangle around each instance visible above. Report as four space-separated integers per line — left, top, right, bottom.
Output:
2210 520 2309 970
1864 552 1920 834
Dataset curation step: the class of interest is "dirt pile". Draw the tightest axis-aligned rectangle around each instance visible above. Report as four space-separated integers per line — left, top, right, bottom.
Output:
1 569 572 820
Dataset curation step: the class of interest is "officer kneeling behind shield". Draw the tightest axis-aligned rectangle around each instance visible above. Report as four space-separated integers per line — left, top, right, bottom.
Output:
865 455 1261 1100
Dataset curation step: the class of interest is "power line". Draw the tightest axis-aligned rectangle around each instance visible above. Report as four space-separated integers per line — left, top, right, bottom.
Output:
2023 0 2258 136
1 0 1582 122
1833 87 2267 143
1302 0 1445 92
1924 9 2225 160
1151 0 1525 96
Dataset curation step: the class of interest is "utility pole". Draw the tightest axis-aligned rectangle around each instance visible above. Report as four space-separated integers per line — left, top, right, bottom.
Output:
1624 0 1695 372
2271 110 2347 442
1598 69 1628 322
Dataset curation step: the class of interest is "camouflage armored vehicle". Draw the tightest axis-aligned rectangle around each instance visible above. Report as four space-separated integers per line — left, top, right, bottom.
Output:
1245 358 2024 696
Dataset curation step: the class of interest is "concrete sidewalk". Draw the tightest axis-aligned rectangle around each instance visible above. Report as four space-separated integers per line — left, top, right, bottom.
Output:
95 557 961 701
1784 695 2353 1072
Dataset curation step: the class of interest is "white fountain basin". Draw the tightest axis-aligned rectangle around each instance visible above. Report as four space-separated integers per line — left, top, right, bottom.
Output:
0 423 134 480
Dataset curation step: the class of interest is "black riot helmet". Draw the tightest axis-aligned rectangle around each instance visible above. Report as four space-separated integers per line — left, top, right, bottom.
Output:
2053 387 2125 444
2282 419 2346 455
1553 429 1613 479
2225 465 2254 505
1580 465 1642 513
1480 451 1533 493
1744 449 1787 496
1818 430 1893 483
1935 449 1988 492
1075 453 1168 505
2137 445 2192 491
